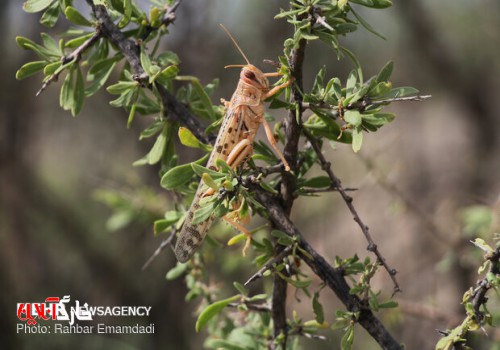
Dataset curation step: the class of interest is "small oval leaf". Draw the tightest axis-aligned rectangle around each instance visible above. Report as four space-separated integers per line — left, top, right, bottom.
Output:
16 61 47 80
195 295 240 332
64 6 92 26
23 0 54 13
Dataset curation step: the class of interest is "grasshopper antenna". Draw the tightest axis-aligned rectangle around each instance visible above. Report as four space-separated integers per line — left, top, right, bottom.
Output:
219 24 251 66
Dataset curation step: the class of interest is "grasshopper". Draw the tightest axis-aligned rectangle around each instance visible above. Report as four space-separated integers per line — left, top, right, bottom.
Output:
174 25 292 263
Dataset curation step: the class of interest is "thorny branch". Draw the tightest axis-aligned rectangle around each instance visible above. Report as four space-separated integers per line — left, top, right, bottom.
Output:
436 245 499 347
471 246 500 323
270 31 307 348
303 128 401 295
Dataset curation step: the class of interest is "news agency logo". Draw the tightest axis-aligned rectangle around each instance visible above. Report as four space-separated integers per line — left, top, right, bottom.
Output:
17 296 154 335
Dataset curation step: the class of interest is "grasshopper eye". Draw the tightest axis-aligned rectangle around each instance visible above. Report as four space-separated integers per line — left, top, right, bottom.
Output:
244 70 256 81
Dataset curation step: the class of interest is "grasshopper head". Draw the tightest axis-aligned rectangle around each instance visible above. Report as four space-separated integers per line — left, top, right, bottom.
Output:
240 65 269 91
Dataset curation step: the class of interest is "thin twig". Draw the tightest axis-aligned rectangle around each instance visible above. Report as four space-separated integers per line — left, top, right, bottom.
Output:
228 301 272 312
303 128 401 295
295 186 357 195
142 230 176 270
161 0 181 27
36 31 102 96
244 245 292 286
301 94 432 112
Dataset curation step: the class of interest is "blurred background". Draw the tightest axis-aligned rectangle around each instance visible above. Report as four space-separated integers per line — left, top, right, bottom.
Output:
2 0 499 349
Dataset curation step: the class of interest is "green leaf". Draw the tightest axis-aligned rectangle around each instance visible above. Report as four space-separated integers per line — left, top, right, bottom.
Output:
40 1 59 27
16 36 37 50
233 282 248 296
325 77 342 102
378 86 420 100
107 81 138 94
346 84 370 105
342 48 363 84
368 81 392 98
140 119 165 139
345 70 358 94
157 51 181 66
201 173 219 192
60 69 74 113
147 124 169 164
350 6 386 39
286 277 311 289
160 155 208 190
65 32 94 49
166 262 188 280
64 6 92 26
176 76 216 121
178 127 205 149
140 46 154 76
471 238 493 253
435 337 454 350
341 325 354 350
155 65 179 86
127 103 137 128
106 211 132 231
109 87 138 108
16 61 47 80
259 181 279 195
40 32 59 54
23 0 54 13
271 230 294 246
72 66 85 116
375 61 394 83
364 112 395 127
371 0 393 9
154 214 180 234
313 292 325 324
344 110 362 127
192 200 216 225
118 0 132 28
277 268 312 289
195 295 240 332
352 127 363 152
349 0 374 6
160 163 195 189
338 0 349 9
43 61 61 75
300 176 332 189
215 158 232 173
191 163 225 180
85 60 117 97
378 300 398 309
